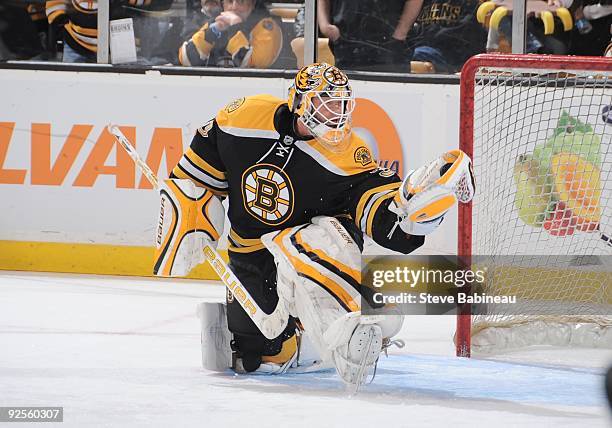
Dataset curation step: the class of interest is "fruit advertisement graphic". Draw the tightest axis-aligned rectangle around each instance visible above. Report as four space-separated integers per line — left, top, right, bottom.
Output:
513 111 602 237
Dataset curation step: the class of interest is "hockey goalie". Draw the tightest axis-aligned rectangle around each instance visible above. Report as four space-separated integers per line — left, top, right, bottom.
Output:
152 63 475 390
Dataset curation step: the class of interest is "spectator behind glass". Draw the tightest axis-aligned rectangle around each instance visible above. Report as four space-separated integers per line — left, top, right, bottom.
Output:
294 4 305 38
27 2 51 56
46 0 173 63
179 0 222 44
178 0 282 68
146 0 220 64
482 1 573 55
480 0 609 57
562 0 612 55
317 0 422 73
407 0 487 73
1 1 46 61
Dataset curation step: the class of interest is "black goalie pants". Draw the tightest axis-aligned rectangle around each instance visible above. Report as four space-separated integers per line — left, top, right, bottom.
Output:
226 249 296 371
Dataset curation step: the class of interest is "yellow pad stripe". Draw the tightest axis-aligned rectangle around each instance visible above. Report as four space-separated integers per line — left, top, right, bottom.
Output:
294 233 360 285
274 229 359 312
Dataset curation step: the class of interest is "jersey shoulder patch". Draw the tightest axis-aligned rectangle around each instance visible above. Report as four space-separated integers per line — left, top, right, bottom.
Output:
216 94 284 136
353 145 373 167
224 97 245 114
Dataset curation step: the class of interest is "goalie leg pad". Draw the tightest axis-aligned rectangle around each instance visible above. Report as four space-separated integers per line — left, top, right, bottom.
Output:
199 302 318 374
154 179 225 277
262 216 401 387
197 302 233 371
261 216 364 316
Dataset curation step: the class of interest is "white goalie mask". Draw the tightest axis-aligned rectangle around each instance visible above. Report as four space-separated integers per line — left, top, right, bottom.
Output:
288 63 355 152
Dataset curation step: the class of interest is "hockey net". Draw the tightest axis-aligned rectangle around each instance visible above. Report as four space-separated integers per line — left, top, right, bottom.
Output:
456 54 612 357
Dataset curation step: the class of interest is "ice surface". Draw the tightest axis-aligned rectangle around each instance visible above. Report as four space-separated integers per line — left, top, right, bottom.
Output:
1 271 611 427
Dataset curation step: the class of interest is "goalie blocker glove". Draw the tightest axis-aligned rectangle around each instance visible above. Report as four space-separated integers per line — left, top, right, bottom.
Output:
389 149 475 236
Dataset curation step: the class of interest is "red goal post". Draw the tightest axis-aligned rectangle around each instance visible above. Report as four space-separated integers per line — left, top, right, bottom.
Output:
456 54 612 357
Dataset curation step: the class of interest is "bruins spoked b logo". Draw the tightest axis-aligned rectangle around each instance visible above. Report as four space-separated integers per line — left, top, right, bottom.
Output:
242 164 294 225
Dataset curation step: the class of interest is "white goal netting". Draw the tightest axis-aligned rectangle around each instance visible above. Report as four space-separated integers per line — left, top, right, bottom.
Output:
461 56 612 353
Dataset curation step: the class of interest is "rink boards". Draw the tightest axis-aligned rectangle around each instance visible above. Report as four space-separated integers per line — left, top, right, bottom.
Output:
0 68 460 276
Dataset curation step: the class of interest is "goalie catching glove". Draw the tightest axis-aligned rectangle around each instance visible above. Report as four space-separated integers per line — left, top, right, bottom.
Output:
389 149 475 236
154 179 225 277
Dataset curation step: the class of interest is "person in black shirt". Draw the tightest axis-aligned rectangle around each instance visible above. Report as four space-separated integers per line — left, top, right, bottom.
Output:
407 0 487 73
318 0 422 72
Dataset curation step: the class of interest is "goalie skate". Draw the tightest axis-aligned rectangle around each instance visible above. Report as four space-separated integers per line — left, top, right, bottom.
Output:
331 323 383 392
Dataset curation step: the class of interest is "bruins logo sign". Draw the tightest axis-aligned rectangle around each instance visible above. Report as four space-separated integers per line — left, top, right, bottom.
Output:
225 97 245 113
241 164 294 225
354 146 372 166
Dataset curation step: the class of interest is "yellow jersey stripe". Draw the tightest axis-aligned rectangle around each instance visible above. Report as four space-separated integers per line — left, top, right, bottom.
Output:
228 229 266 253
71 0 97 14
172 167 228 196
70 23 98 37
366 191 398 236
64 23 97 52
355 182 401 227
186 148 226 180
229 229 262 246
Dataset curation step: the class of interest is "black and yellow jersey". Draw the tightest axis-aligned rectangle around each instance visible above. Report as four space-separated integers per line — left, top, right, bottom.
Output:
45 0 173 56
27 2 48 32
171 94 424 255
178 6 282 68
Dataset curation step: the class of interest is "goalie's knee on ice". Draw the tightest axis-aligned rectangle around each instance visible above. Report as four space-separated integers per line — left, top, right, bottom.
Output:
231 328 297 372
197 301 298 373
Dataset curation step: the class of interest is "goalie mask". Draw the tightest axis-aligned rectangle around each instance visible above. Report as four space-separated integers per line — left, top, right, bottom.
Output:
288 63 355 152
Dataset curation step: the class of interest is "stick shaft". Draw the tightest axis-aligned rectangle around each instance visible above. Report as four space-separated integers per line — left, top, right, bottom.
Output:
108 125 159 189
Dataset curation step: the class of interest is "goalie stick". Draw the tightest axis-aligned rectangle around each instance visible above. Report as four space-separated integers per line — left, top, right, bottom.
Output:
107 125 290 340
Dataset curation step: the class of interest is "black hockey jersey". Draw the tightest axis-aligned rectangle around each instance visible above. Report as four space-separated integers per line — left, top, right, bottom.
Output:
408 0 486 71
171 94 424 255
46 0 173 57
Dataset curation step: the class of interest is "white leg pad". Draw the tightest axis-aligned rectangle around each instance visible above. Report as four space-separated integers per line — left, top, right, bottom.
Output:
376 305 404 339
197 302 232 371
293 279 346 364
